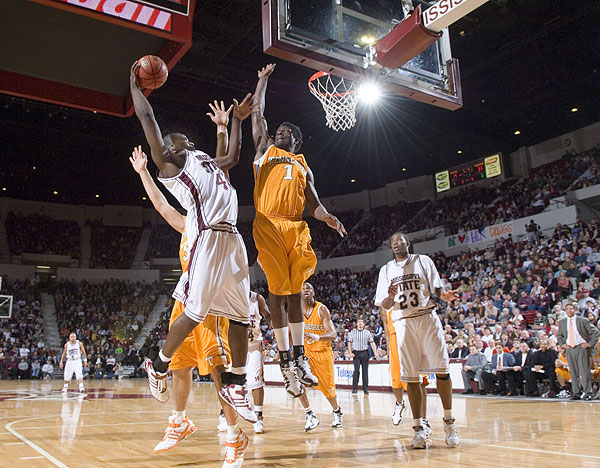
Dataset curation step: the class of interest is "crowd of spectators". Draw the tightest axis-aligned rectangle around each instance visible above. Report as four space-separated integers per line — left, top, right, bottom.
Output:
307 210 364 258
144 224 182 260
6 212 80 258
330 201 427 257
0 278 59 379
88 220 142 269
53 279 159 374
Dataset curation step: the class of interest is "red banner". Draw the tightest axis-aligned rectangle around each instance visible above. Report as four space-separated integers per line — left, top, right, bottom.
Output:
56 0 172 32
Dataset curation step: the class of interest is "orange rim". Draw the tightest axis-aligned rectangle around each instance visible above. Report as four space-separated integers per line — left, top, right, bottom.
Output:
308 71 357 98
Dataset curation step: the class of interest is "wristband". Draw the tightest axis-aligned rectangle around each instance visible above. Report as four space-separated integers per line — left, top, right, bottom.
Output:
217 125 227 134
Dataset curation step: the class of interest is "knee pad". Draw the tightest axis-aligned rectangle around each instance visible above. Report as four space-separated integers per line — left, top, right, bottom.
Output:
436 373 450 381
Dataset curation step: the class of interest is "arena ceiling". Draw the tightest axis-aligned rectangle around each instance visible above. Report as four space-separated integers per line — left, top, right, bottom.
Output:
0 0 599 208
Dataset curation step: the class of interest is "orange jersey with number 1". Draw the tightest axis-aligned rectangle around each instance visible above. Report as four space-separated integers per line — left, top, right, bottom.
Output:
253 145 308 219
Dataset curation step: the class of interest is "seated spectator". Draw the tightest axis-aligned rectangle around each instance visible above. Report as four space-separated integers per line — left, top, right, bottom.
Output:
527 338 559 397
41 361 54 380
461 345 488 394
451 339 469 359
480 343 516 395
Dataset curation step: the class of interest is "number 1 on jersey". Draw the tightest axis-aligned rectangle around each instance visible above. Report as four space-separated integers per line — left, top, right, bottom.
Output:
283 164 293 180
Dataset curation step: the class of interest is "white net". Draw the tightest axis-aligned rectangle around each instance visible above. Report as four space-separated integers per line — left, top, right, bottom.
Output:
308 72 358 131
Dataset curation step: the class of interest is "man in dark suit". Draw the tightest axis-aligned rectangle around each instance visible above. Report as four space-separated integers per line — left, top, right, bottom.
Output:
511 342 536 395
451 339 469 359
557 303 600 400
527 338 560 397
481 343 516 395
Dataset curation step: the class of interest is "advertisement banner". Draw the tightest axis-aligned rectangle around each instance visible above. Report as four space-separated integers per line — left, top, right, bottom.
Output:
435 170 450 192
484 153 502 178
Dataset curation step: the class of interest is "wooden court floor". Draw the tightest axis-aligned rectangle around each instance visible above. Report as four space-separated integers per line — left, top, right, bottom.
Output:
1 379 599 468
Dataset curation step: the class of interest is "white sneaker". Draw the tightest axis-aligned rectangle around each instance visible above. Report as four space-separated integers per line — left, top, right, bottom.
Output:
295 355 318 387
153 416 197 454
253 418 265 434
392 400 406 426
78 387 86 394
217 414 227 432
443 418 460 447
142 358 169 403
219 384 257 423
411 425 432 449
331 409 343 428
280 361 302 398
61 387 68 394
304 412 320 432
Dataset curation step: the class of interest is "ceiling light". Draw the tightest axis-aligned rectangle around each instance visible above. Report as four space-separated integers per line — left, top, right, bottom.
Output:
457 150 463 154
95 194 100 198
402 167 407 172
358 82 382 104
2 187 6 191
36 265 51 269
571 107 578 112
53 190 58 195
514 130 521 135
350 179 356 183
172 269 181 272
142 196 147 201
32 166 36 170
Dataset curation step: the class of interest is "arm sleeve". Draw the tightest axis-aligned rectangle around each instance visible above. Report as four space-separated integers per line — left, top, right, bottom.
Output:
374 265 389 307
347 331 354 344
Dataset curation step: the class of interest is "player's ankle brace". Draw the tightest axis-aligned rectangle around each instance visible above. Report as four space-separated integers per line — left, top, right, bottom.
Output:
292 345 305 359
222 371 246 386
279 350 291 363
153 356 169 374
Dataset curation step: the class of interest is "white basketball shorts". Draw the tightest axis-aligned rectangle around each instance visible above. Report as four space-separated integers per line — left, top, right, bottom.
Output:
393 311 449 383
64 360 83 381
246 342 265 390
173 230 250 324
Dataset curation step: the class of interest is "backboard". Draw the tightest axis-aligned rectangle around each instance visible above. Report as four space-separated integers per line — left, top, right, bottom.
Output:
262 0 462 110
0 295 13 319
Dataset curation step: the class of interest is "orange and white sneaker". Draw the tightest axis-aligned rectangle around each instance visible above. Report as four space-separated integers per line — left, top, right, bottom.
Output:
222 430 249 468
153 415 197 454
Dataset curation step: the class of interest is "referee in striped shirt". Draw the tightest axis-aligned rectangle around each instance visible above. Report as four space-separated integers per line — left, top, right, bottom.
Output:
348 319 378 394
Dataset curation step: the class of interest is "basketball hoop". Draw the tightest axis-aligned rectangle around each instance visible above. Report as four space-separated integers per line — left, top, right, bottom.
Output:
308 71 358 132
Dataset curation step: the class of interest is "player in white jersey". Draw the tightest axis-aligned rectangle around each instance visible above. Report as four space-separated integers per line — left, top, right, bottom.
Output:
59 332 87 393
375 232 460 450
246 291 272 433
130 64 256 467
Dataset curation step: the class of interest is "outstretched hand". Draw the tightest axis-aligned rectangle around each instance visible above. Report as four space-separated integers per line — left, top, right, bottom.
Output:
129 145 148 173
233 93 258 121
130 61 141 90
440 289 459 303
258 63 276 79
207 100 233 127
324 213 347 237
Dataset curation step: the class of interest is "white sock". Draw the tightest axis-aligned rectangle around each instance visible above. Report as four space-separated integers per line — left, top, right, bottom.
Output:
304 406 312 414
159 350 172 363
289 322 304 347
444 410 453 420
226 424 240 439
78 383 84 388
274 327 290 351
173 410 185 418
63 383 68 388
414 418 426 427
231 366 246 375
254 405 263 412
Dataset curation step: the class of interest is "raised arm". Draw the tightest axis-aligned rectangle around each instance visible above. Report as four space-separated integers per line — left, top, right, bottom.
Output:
129 63 180 178
305 167 347 237
130 146 185 233
214 93 255 175
207 100 232 158
252 64 276 160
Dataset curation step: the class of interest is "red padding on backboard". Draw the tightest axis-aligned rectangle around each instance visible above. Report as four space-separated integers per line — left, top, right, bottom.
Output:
374 5 442 69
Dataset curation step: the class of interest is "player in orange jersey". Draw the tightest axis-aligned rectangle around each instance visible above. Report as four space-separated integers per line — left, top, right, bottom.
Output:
130 100 249 466
251 63 347 398
298 282 343 431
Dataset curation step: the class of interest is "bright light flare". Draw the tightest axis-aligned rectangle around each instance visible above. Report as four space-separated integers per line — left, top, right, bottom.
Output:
358 82 382 104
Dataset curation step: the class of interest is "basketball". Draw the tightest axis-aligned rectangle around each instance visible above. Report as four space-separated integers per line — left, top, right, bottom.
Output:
136 55 168 90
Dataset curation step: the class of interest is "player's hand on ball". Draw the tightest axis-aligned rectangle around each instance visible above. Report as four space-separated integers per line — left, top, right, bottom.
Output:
130 61 141 90
129 145 148 174
325 214 346 237
233 93 258 121
258 63 276 78
440 289 459 302
207 100 233 127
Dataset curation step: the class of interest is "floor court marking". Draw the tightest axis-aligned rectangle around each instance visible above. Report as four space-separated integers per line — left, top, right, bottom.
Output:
4 442 25 445
6 418 72 468
20 456 45 460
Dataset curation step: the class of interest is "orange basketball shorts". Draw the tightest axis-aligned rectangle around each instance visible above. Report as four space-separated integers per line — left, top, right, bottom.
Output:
306 348 336 399
168 300 231 375
389 332 428 389
253 214 317 295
